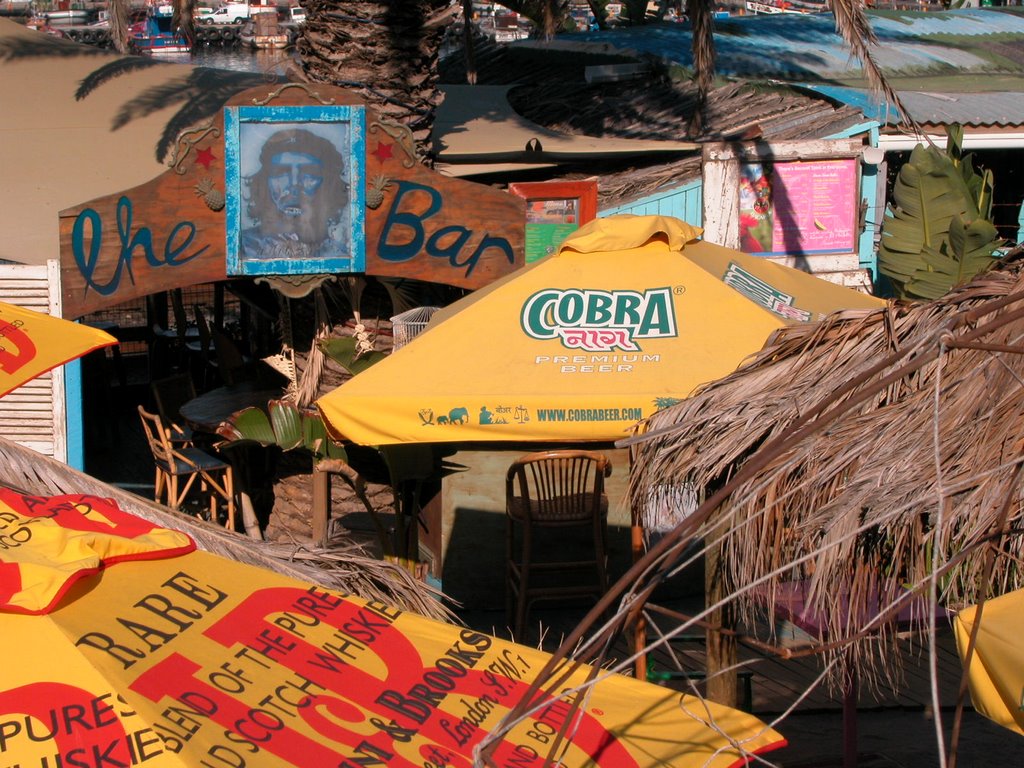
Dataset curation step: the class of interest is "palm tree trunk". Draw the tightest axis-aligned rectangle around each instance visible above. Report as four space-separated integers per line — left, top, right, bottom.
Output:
688 0 716 131
461 0 477 85
172 0 197 49
296 1 456 163
108 0 131 53
587 0 607 29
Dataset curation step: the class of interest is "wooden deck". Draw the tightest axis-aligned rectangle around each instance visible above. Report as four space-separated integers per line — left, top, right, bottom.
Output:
618 608 967 715
469 597 975 716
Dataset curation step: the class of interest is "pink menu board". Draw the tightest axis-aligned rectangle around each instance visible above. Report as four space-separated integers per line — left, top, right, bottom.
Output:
739 158 858 256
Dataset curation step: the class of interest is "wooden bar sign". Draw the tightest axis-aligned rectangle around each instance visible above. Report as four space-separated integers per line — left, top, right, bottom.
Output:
59 83 526 319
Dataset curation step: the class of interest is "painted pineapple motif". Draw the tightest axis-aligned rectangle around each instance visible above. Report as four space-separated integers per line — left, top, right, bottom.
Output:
194 178 225 211
366 175 393 209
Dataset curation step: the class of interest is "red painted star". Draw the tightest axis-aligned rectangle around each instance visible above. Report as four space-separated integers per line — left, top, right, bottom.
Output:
196 147 217 170
372 141 394 163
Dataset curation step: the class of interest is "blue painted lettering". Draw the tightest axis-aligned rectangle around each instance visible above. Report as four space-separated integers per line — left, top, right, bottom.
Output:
378 181 442 262
378 181 515 277
72 196 209 297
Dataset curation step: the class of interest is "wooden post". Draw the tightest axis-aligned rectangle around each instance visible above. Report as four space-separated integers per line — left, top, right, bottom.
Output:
705 537 738 707
632 520 648 680
842 655 858 768
312 462 330 546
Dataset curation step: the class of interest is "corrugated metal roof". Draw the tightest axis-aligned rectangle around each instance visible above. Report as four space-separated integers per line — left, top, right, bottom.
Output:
796 85 903 124
898 90 1024 127
799 84 1024 128
440 39 869 207
528 8 1024 84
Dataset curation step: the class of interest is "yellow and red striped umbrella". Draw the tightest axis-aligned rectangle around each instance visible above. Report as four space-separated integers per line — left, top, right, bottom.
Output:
0 488 786 767
0 300 117 398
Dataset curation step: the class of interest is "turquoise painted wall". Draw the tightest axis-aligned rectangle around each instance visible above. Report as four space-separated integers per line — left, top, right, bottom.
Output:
600 178 703 226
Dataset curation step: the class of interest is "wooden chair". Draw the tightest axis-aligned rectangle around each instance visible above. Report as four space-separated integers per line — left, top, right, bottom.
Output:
505 449 612 638
211 327 252 386
188 304 217 388
170 289 190 344
150 372 197 447
137 405 236 530
630 480 756 711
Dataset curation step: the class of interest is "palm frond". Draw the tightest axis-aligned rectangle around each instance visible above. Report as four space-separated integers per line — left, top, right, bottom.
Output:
0 436 454 621
688 0 715 128
829 0 915 131
623 248 1024 685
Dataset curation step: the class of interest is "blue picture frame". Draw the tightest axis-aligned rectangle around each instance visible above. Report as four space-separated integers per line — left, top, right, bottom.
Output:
224 104 366 277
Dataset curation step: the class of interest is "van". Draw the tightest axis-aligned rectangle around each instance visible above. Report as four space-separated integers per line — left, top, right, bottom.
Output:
288 6 305 23
208 3 255 23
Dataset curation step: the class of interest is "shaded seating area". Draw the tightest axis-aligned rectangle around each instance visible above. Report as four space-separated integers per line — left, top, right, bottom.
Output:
504 449 612 638
137 405 236 530
628 481 759 709
141 283 275 388
150 372 198 448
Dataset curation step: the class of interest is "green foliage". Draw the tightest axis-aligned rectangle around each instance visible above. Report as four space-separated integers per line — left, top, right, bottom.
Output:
317 336 388 376
216 400 348 462
654 396 682 411
213 331 402 552
878 124 1004 301
215 333 388 458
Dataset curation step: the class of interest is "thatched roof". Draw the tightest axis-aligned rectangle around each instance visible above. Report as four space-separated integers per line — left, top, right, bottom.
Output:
0 435 454 622
439 38 866 209
621 245 1024 678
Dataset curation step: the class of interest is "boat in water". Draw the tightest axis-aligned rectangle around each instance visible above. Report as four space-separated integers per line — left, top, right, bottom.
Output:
238 10 289 49
37 6 93 25
130 4 190 55
744 0 827 13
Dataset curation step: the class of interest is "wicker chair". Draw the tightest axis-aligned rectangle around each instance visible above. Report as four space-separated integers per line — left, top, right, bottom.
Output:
505 449 612 638
137 405 235 530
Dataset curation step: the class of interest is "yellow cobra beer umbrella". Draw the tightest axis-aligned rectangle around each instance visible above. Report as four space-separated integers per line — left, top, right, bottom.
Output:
0 300 117 397
317 214 884 445
954 588 1024 735
0 487 785 767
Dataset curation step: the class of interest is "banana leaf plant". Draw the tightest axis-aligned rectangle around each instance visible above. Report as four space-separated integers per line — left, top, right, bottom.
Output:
214 399 396 553
878 124 1005 301
214 334 394 554
318 335 388 375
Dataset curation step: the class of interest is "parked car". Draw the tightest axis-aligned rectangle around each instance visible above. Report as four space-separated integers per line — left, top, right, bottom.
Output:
208 3 256 23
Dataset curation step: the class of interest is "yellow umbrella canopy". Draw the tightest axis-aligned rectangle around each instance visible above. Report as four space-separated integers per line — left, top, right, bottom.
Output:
317 215 884 445
0 487 784 767
954 588 1024 736
0 300 116 397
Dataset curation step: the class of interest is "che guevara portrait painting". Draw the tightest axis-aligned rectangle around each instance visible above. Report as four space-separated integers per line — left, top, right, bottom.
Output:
225 105 366 277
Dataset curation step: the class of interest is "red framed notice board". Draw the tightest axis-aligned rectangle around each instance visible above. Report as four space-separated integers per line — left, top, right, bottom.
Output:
509 180 598 263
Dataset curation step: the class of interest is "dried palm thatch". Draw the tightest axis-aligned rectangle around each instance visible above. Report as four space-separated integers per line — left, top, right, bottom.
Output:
479 249 1024 764
0 435 456 623
621 245 1024 683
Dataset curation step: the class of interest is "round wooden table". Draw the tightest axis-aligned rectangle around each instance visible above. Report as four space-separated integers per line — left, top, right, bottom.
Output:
180 382 284 539
179 382 283 433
